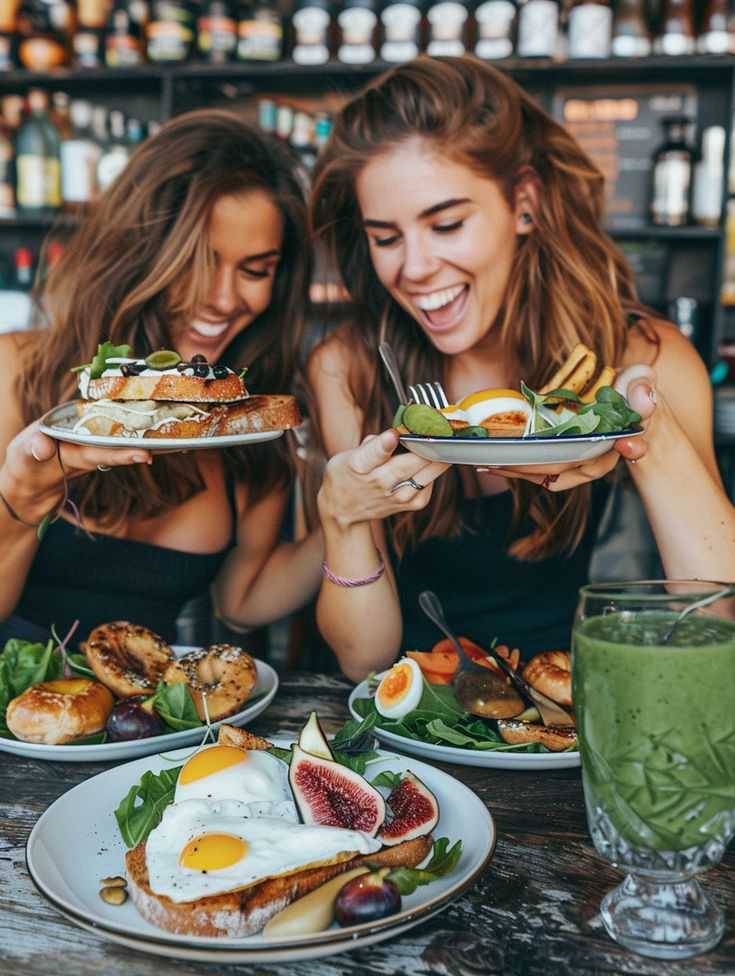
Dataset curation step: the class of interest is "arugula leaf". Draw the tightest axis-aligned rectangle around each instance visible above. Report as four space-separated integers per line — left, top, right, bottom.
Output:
331 711 377 749
149 682 201 731
371 770 403 789
332 748 380 775
68 730 107 745
114 766 182 848
387 836 462 895
416 679 466 719
72 341 131 378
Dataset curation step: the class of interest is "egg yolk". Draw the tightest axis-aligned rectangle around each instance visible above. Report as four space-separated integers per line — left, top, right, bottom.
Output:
179 832 248 871
459 388 525 410
377 663 414 708
178 745 245 785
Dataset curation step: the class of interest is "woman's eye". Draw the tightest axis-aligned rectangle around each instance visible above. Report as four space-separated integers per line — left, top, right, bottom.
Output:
372 233 400 248
434 220 463 234
241 266 272 279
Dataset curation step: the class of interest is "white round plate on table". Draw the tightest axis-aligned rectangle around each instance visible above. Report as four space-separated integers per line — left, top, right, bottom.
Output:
25 745 496 963
348 680 580 771
39 401 284 451
400 427 643 466
0 650 277 762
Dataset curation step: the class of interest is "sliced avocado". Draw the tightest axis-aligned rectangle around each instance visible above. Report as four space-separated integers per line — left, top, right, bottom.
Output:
456 425 489 439
145 350 181 370
392 404 406 428
402 403 453 437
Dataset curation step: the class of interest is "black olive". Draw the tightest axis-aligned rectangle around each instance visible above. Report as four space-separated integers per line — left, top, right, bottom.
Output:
193 364 209 378
212 365 229 379
176 362 190 372
120 364 132 377
191 354 208 364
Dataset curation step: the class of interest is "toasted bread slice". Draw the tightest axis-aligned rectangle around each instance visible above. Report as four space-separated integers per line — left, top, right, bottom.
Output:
75 400 226 439
480 412 529 437
538 342 597 396
87 372 248 403
125 832 432 938
219 395 302 435
217 723 273 751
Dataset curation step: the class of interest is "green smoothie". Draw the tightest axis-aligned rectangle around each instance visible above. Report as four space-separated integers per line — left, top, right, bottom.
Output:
573 610 735 853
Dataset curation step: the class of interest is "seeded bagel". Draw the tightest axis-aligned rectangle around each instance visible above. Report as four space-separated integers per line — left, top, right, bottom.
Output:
162 644 257 721
81 622 176 697
6 678 114 744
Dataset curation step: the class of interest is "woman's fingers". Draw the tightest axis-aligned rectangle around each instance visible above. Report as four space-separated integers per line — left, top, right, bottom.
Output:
350 429 401 475
614 364 658 423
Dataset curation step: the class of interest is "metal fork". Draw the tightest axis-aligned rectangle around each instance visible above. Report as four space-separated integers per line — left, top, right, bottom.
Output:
408 382 450 409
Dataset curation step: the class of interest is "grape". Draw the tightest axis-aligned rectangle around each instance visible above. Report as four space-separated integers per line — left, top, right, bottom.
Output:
106 698 162 741
334 871 401 926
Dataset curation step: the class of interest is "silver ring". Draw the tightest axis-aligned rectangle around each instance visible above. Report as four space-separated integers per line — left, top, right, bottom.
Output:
390 476 425 494
97 464 112 472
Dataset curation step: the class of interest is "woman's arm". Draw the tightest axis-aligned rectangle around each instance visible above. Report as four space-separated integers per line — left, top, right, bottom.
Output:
211 486 324 632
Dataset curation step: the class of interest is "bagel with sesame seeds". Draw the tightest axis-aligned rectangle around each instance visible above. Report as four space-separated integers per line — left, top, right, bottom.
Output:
81 622 176 697
161 644 257 721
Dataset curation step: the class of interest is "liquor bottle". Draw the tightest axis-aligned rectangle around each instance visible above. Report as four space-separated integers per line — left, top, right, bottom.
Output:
0 112 15 216
16 0 69 68
60 98 99 210
197 0 236 62
105 0 144 66
696 0 732 53
236 0 282 60
49 89 73 139
16 88 61 214
653 0 695 54
473 0 516 60
567 0 612 57
14 245 33 289
257 97 277 136
337 0 377 63
146 0 194 62
611 0 650 56
96 108 129 193
125 116 145 147
290 109 316 190
0 245 33 330
516 0 560 57
692 125 726 228
650 116 694 227
291 0 332 64
73 0 109 66
379 0 422 62
425 0 468 55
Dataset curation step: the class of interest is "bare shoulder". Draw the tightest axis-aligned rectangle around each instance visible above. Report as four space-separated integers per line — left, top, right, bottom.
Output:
623 316 709 398
0 329 38 369
307 326 355 386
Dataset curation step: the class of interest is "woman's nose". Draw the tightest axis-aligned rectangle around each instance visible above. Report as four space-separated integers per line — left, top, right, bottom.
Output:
401 235 439 281
205 265 240 315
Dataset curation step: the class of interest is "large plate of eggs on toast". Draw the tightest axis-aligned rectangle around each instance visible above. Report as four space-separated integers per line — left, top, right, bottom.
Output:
349 642 579 770
25 714 495 963
39 341 302 451
0 622 278 761
397 343 644 466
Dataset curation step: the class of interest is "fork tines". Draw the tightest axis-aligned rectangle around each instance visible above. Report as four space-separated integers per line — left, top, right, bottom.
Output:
408 382 450 409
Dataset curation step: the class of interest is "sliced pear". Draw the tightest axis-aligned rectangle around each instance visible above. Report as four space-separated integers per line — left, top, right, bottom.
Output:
298 711 334 760
263 867 369 937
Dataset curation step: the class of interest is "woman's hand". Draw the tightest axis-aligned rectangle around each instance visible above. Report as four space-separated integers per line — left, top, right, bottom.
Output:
318 428 450 529
476 365 658 491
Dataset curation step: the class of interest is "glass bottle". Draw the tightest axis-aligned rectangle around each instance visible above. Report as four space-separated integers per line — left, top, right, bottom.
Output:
692 125 726 228
379 0 422 62
0 112 15 216
650 116 694 227
0 0 19 69
653 0 695 54
611 0 650 55
96 108 129 193
425 0 468 55
197 0 236 62
696 0 731 53
48 89 72 138
337 0 377 63
473 0 516 60
146 0 194 62
14 245 33 289
567 0 612 57
236 0 282 60
60 98 99 210
16 88 61 214
16 0 69 68
516 0 560 57
73 0 109 66
291 0 332 64
105 0 143 65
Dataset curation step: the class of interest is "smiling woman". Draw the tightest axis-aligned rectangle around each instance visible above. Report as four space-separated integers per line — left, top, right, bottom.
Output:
305 55 735 683
0 108 325 649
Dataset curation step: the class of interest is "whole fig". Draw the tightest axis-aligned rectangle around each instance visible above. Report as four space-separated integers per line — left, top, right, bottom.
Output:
334 870 401 927
106 697 162 741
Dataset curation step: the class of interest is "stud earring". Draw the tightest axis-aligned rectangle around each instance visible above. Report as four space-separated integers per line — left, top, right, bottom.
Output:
520 212 533 225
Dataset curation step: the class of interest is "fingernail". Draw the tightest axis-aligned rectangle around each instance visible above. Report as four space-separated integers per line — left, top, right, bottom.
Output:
31 447 43 461
649 388 657 403
132 455 149 464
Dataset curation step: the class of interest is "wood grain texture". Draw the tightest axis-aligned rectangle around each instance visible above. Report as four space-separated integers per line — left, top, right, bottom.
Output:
1 672 733 976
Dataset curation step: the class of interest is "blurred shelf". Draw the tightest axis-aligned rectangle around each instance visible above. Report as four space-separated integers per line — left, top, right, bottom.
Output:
608 225 722 241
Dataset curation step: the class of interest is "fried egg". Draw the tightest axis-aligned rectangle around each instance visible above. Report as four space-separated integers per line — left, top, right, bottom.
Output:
146 798 382 902
458 388 531 428
375 657 423 719
174 744 297 821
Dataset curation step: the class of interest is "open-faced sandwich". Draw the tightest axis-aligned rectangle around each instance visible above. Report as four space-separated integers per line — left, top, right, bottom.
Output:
111 713 459 937
71 341 301 440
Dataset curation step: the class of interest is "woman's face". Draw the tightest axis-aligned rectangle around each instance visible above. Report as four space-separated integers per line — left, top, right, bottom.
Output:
173 189 284 364
356 137 528 357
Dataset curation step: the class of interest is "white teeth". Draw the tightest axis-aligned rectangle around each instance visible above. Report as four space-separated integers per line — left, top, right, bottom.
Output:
191 320 229 337
414 285 465 312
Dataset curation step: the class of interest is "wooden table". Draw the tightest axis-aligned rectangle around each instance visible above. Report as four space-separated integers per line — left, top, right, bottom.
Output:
1 671 733 976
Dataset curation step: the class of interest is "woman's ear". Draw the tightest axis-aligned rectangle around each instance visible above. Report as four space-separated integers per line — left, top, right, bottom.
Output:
513 169 540 236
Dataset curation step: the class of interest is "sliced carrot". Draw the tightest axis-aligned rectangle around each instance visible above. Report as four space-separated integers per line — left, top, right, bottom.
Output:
420 669 453 686
407 648 458 676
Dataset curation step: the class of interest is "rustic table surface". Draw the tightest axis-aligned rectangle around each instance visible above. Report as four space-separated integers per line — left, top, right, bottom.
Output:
1 671 733 976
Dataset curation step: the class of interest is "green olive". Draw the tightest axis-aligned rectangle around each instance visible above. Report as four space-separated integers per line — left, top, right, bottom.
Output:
145 350 181 370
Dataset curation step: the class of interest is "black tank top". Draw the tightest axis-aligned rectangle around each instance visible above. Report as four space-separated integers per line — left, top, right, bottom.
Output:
0 483 237 647
393 481 610 655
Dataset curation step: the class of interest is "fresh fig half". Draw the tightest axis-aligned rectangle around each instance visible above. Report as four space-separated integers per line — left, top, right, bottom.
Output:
298 711 334 760
377 771 439 846
289 745 386 836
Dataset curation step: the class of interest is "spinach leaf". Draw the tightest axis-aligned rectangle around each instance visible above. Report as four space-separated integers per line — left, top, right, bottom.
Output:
72 341 131 378
387 837 462 895
2 638 60 696
114 766 182 848
371 770 403 789
149 682 201 731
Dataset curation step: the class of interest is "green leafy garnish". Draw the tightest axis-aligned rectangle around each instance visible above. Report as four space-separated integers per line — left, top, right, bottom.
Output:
72 341 131 378
386 836 462 895
114 766 182 848
371 770 403 789
520 381 641 437
149 682 201 732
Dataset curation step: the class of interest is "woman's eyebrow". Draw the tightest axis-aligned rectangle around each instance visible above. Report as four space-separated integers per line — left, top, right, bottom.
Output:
243 249 281 261
363 198 472 228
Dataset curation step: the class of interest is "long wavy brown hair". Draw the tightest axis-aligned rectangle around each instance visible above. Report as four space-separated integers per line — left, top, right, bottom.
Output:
309 55 651 560
18 108 311 528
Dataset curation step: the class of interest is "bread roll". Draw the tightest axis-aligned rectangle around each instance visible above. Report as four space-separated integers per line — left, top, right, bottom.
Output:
7 678 114 744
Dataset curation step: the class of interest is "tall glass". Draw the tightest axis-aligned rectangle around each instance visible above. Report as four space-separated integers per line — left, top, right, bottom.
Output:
572 580 735 960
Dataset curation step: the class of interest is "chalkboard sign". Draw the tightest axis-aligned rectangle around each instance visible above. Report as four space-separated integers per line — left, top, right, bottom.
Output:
552 85 698 230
